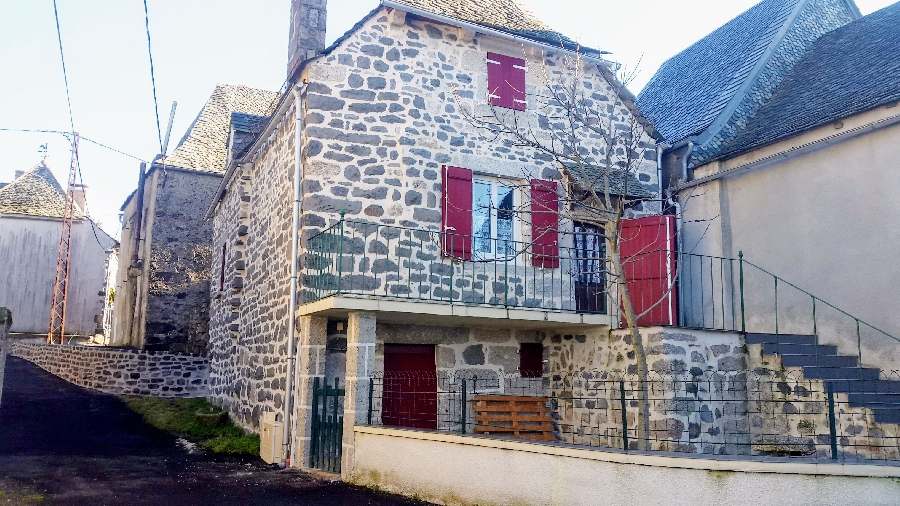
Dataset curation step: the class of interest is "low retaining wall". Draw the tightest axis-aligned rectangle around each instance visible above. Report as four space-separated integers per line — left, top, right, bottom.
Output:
11 342 208 397
348 426 900 506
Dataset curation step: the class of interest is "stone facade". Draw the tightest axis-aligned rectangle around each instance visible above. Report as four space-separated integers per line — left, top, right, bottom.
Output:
10 341 209 397
144 169 220 352
114 166 221 354
208 6 658 434
209 108 298 430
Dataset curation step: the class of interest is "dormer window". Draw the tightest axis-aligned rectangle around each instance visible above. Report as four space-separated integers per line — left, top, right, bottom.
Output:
487 52 527 111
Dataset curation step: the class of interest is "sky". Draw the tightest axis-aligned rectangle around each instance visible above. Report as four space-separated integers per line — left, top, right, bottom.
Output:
0 0 894 239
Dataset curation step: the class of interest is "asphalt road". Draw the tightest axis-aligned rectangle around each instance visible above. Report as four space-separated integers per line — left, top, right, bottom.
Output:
0 355 429 506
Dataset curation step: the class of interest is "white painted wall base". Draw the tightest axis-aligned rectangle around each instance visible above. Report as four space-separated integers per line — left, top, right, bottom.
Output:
348 426 900 506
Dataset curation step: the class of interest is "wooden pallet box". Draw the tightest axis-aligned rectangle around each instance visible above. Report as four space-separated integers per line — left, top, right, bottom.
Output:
473 395 557 441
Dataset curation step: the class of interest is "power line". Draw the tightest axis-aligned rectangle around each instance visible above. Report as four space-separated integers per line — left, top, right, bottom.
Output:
0 128 149 162
52 0 75 133
143 0 163 153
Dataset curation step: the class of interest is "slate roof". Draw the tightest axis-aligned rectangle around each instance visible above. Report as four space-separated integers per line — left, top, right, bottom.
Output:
715 2 900 159
389 0 593 53
160 84 280 173
637 0 802 143
230 112 270 160
0 162 85 219
563 163 655 199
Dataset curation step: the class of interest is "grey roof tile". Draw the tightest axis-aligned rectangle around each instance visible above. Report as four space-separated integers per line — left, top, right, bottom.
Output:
160 84 280 173
637 0 802 143
0 162 85 219
563 162 655 199
390 0 591 52
715 2 900 158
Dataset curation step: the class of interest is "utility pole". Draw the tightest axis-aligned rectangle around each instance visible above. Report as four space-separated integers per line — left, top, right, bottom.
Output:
48 133 80 344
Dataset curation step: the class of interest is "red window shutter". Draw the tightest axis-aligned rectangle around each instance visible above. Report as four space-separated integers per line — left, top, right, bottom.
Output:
531 180 559 268
487 52 527 111
442 165 473 260
619 216 678 326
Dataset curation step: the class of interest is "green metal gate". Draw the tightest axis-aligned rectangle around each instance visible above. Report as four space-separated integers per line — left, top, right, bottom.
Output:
309 377 344 473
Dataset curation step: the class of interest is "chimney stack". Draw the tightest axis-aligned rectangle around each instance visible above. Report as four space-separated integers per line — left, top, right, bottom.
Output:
73 184 87 213
287 0 327 78
14 170 24 179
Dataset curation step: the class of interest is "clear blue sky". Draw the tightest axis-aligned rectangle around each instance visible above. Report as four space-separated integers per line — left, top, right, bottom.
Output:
0 0 893 237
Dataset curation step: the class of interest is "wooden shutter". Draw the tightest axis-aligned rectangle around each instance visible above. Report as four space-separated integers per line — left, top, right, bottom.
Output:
487 52 527 111
531 180 559 268
619 215 678 326
442 165 473 260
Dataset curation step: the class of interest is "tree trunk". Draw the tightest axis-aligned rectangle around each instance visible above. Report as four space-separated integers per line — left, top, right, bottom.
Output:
608 229 651 451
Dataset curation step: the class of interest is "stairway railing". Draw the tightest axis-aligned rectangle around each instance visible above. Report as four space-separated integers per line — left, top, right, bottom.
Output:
677 250 900 367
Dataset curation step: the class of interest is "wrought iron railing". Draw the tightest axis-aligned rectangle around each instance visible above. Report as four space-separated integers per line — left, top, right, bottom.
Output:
302 216 609 315
362 370 900 462
675 251 900 367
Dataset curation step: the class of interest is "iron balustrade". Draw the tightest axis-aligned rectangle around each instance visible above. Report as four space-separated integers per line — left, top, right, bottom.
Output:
362 370 900 462
302 217 609 314
673 251 900 368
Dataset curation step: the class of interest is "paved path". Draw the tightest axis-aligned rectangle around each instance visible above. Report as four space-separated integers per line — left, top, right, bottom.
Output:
0 356 429 506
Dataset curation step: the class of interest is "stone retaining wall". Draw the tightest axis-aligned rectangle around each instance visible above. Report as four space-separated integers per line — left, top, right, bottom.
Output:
10 342 209 398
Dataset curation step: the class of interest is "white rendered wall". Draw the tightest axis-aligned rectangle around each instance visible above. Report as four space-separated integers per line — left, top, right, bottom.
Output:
0 216 114 335
349 426 900 506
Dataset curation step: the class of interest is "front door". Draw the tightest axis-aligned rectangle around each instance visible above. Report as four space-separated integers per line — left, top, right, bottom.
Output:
382 344 437 429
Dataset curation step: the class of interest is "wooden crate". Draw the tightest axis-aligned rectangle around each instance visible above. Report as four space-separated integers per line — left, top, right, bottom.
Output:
473 395 556 441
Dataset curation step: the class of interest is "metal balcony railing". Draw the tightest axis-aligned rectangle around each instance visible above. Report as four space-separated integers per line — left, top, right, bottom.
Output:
301 217 609 315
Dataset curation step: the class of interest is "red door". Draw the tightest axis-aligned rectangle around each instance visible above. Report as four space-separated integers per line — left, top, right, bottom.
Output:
620 216 678 326
383 345 437 430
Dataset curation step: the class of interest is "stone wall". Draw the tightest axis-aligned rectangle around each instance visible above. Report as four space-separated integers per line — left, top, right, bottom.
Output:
297 8 658 245
208 106 298 431
10 342 208 397
144 169 221 354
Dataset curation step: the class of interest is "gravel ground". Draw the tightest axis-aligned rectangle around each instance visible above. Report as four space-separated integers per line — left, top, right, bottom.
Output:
0 356 432 506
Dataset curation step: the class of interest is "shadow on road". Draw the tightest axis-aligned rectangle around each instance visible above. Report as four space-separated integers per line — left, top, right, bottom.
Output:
0 356 431 506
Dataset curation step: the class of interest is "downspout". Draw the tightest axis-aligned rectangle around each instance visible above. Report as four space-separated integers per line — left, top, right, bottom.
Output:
658 143 686 327
282 81 306 468
128 163 147 347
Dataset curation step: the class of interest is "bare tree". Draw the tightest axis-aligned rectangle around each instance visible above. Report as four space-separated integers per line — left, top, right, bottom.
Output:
454 47 677 449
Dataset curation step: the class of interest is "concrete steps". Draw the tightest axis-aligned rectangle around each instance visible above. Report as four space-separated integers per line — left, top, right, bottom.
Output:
747 332 900 424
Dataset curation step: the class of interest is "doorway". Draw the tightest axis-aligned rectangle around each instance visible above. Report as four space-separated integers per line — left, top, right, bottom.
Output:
382 344 438 429
573 222 607 314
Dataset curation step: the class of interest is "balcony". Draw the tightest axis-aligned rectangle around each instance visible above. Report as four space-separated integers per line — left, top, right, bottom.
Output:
299 219 613 326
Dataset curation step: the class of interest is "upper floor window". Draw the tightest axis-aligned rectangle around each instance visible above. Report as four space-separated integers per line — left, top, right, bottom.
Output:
473 177 517 258
487 52 527 111
442 166 559 267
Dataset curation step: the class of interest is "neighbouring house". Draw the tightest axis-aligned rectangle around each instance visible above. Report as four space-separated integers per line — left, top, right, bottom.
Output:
0 162 117 336
639 0 900 370
111 83 279 353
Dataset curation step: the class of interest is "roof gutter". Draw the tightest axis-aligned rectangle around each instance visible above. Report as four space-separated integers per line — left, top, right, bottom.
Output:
675 111 900 192
205 89 297 221
380 0 607 64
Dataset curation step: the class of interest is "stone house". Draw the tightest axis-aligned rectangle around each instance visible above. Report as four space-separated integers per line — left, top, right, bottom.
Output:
205 0 753 468
0 162 116 335
112 83 278 353
638 0 900 370
203 0 900 480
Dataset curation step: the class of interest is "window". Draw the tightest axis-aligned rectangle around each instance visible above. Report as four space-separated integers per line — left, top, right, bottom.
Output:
472 177 517 258
487 52 527 111
519 343 543 378
219 243 227 291
442 166 559 266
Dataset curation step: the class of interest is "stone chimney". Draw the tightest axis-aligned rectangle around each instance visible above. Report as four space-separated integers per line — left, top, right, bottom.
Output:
14 170 24 179
287 0 327 78
73 184 87 213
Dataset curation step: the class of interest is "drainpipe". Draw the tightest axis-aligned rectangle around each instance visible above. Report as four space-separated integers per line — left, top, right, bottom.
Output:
282 82 306 468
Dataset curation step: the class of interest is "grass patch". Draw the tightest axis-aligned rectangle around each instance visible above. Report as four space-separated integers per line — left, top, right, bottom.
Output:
122 396 260 456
